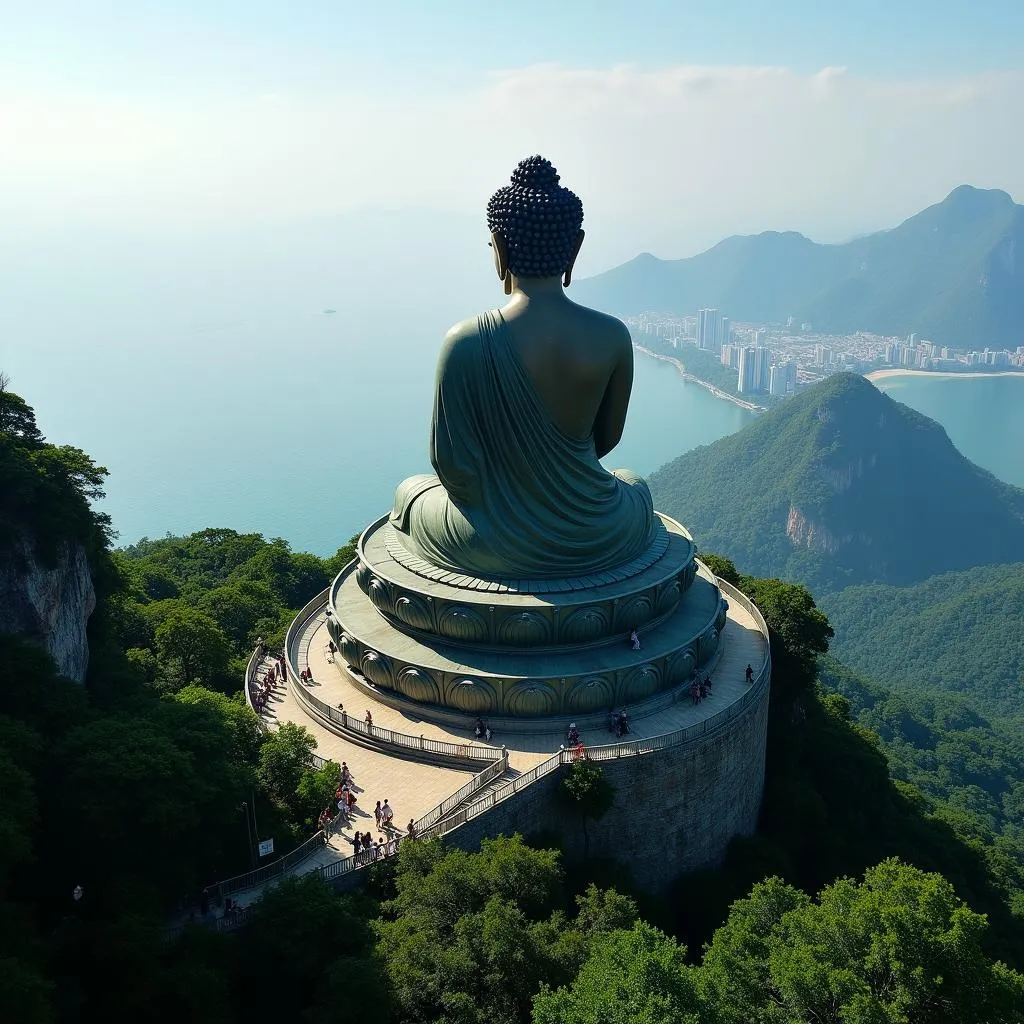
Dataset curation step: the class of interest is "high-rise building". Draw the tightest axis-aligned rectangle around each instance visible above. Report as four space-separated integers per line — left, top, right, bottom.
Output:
753 346 770 392
720 344 738 369
697 308 730 352
738 346 771 394
697 309 718 351
737 347 755 394
768 361 796 397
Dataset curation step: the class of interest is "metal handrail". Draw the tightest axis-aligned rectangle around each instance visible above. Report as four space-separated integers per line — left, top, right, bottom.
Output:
283 586 501 764
424 574 772 837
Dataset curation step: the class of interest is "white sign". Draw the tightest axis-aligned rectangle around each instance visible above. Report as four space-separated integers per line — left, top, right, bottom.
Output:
258 838 274 857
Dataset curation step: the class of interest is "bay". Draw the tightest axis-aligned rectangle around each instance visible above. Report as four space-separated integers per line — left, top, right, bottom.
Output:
872 374 1024 490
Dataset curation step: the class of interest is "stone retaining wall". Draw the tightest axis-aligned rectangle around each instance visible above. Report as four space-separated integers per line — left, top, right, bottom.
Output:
441 673 770 891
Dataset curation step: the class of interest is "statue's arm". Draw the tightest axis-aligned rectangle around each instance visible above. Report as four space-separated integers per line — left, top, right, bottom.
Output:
593 328 634 460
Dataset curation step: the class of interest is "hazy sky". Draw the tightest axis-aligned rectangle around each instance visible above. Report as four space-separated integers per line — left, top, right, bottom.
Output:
3 2 1024 269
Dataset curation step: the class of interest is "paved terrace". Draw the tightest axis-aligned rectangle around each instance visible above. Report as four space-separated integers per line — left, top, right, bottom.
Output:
213 577 767 917
237 656 475 908
289 592 766 768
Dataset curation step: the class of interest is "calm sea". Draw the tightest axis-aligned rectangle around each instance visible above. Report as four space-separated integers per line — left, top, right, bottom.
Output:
871 374 1024 493
3 214 1020 555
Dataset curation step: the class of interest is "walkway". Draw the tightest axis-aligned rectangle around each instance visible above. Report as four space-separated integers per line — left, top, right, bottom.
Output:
223 578 767 913
290 596 765 767
245 655 475 907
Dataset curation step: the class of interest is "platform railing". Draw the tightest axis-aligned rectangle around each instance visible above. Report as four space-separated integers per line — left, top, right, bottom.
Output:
283 583 501 764
282 572 773 851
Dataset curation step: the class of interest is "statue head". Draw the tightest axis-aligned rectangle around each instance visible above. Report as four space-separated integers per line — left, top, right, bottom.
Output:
486 155 585 292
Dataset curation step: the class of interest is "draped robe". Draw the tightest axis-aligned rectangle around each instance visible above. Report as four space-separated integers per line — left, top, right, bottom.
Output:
390 309 656 578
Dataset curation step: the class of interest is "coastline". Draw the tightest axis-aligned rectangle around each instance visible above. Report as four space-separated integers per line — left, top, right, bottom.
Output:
866 368 1024 382
633 344 766 412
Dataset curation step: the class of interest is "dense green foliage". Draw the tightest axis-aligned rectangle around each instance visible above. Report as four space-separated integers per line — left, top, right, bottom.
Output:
820 657 1024 845
577 184 1024 347
0 378 111 565
823 562 1024 718
537 860 1024 1023
650 373 1024 591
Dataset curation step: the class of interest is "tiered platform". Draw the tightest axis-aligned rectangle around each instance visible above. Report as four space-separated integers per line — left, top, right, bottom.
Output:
326 512 729 720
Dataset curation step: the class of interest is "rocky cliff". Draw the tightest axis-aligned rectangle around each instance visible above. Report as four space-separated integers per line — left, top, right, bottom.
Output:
0 534 96 682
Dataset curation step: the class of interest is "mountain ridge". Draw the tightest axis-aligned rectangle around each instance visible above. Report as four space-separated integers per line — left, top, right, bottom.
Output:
577 185 1024 347
648 372 1024 592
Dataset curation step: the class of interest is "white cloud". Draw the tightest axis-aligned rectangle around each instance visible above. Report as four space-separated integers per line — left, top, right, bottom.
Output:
1 64 1022 268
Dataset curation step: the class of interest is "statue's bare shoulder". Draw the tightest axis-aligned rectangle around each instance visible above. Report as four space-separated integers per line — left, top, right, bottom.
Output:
569 302 633 365
437 316 486 371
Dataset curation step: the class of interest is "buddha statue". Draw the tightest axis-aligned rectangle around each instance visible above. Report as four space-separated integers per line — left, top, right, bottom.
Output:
390 155 656 578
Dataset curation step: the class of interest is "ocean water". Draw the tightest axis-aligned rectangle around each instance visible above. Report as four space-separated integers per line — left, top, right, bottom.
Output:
2 280 754 556
4 217 1020 556
871 374 1024 491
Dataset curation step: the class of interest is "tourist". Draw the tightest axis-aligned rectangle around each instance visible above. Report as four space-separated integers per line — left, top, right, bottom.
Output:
630 628 641 651
381 799 394 829
346 790 357 812
745 664 754 684
374 800 383 829
305 665 313 683
567 722 580 745
406 819 416 839
340 761 352 785
618 709 630 736
365 710 373 727
375 838 385 861
485 725 493 742
362 832 373 863
691 681 701 705
474 717 485 739
352 833 361 858
608 710 619 734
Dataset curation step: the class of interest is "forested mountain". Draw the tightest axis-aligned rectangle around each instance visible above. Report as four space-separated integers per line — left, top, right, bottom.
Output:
823 562 1024 719
649 373 1024 592
576 185 1024 348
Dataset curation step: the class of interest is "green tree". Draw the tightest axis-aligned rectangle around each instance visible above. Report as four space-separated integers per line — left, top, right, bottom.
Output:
700 859 1024 1023
377 836 565 1022
197 579 280 650
154 606 232 688
257 722 317 804
533 921 702 1024
295 760 341 831
558 760 615 858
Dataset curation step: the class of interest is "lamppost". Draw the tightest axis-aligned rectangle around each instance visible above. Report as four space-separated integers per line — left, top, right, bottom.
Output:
241 802 256 869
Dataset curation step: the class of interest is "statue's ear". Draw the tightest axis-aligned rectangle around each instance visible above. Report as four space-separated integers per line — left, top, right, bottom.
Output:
490 232 511 290
563 229 585 287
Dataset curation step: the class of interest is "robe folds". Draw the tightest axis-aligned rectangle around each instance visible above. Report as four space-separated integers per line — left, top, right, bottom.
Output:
390 309 655 578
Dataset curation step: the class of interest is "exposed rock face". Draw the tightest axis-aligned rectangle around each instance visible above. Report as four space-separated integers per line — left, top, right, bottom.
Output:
785 505 853 554
0 535 96 682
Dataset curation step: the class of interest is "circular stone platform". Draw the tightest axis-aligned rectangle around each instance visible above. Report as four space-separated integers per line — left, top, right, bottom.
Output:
326 512 726 718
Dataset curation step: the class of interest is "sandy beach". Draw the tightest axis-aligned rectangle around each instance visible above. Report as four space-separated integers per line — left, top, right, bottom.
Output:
866 368 1024 382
